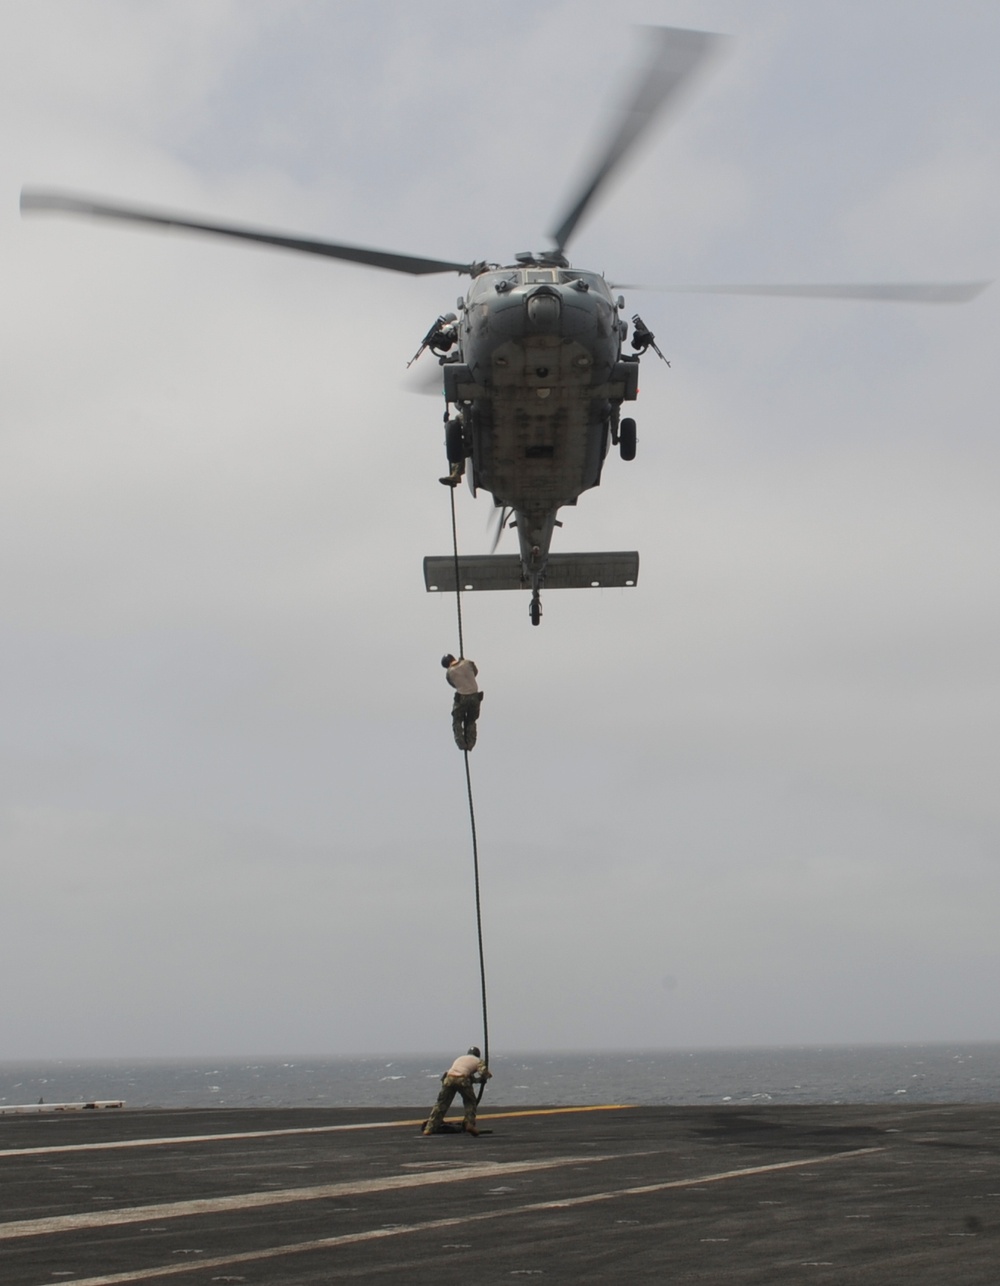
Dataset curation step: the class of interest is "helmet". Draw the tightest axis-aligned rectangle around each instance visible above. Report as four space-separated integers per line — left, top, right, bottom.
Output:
468 1046 481 1058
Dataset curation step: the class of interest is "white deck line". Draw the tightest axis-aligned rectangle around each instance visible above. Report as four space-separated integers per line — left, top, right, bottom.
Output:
0 1102 123 1116
0 1104 632 1158
0 1117 414 1158
0 1153 616 1240
15 1147 885 1286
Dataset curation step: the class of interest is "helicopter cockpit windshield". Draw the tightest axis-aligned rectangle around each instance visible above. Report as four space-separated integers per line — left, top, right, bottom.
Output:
469 268 612 297
559 270 612 297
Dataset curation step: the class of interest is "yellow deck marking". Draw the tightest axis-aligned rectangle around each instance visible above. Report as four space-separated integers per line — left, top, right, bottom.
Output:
479 1105 634 1121
0 1104 633 1159
14 1146 885 1286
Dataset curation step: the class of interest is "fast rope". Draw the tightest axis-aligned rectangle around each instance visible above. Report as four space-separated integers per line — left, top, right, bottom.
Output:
448 483 490 1099
448 480 465 661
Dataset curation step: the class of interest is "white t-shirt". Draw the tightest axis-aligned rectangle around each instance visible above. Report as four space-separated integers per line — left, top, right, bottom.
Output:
446 1054 484 1080
447 658 479 695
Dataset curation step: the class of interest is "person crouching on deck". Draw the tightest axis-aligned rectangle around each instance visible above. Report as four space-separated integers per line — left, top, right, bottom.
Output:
423 1047 492 1136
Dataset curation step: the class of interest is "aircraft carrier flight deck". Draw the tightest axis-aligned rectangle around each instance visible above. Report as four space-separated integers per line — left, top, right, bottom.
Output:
1 1102 998 1284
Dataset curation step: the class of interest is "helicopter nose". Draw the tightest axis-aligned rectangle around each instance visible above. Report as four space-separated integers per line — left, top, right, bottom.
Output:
526 286 562 331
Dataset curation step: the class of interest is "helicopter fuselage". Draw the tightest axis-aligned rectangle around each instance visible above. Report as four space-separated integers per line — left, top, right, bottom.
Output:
441 264 639 574
21 23 982 628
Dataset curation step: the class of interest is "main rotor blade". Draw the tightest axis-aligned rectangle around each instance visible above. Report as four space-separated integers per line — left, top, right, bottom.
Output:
402 364 445 396
613 281 992 304
20 188 476 277
550 25 722 254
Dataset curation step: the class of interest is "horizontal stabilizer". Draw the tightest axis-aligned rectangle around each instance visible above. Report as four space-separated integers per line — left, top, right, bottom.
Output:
424 552 639 593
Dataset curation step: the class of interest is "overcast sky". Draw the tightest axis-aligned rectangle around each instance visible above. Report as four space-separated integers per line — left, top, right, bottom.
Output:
2 0 998 1061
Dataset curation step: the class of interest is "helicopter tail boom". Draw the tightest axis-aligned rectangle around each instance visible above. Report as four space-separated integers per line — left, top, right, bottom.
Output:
423 551 639 593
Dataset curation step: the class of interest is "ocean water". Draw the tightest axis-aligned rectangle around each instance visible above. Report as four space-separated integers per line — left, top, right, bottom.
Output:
2 1044 999 1111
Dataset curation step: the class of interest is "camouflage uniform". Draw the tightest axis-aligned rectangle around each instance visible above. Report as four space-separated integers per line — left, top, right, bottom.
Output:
452 691 484 751
423 1052 490 1135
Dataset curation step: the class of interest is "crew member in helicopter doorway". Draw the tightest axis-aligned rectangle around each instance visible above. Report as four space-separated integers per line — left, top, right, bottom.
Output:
442 654 483 751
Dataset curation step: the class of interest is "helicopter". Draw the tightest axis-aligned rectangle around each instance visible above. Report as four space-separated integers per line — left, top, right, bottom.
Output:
21 26 989 627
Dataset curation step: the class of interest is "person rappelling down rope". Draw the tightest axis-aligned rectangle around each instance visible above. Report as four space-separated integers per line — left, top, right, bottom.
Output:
422 1047 492 1136
443 654 484 751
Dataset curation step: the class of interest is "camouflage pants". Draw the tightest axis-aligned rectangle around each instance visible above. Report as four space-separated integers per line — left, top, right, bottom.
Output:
424 1075 478 1133
451 691 484 751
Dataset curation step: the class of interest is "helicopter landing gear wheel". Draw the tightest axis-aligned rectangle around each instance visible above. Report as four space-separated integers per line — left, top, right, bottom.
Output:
445 418 465 464
619 417 637 461
529 593 542 626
